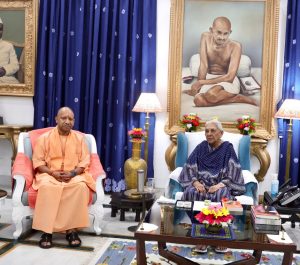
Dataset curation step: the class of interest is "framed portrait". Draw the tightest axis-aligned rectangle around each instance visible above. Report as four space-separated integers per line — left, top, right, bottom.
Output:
165 0 279 140
0 0 37 96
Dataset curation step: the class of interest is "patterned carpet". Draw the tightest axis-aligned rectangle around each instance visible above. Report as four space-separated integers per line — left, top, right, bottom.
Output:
95 239 300 265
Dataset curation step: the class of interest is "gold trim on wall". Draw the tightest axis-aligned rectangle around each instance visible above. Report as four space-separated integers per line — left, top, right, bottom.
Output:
0 0 37 97
165 0 279 140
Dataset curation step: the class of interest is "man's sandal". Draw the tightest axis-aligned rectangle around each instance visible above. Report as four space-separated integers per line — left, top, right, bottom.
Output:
215 246 229 253
39 233 53 249
66 231 81 247
193 245 208 253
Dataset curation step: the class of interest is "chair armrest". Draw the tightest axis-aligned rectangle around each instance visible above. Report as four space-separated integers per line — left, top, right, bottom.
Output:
242 170 258 185
169 167 183 182
94 173 106 203
165 167 184 199
235 195 254 205
242 170 258 205
12 175 26 206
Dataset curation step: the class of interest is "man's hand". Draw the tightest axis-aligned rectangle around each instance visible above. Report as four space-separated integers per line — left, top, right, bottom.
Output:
191 81 202 94
51 171 72 182
0 67 6 77
193 181 206 193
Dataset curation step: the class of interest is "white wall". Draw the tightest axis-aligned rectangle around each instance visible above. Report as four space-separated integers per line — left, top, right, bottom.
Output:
154 0 288 195
0 96 33 186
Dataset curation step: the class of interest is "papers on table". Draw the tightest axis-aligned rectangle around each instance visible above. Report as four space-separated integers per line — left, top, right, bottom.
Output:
193 201 221 212
267 231 293 244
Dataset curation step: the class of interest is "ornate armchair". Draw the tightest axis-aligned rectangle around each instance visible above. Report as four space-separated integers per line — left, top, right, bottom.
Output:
165 131 259 205
11 129 106 239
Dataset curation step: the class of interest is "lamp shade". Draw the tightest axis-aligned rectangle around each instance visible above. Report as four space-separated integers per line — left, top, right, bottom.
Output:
132 93 163 113
274 99 300 120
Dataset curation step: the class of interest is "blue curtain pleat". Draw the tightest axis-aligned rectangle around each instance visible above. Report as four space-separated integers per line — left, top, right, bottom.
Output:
277 0 300 185
33 0 157 192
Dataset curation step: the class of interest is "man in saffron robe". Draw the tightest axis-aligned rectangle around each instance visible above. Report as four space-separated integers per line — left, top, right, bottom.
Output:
178 119 245 253
32 107 96 249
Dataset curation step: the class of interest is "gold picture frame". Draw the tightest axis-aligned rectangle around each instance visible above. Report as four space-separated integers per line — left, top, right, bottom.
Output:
165 0 279 140
0 0 37 96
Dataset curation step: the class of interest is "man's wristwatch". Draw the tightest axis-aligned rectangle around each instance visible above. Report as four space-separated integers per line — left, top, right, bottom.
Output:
70 170 76 177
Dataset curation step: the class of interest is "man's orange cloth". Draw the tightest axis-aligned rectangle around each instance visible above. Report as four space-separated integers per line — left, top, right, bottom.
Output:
32 127 96 233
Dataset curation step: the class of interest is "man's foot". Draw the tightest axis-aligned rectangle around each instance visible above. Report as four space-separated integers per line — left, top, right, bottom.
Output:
39 233 52 249
66 231 81 247
182 89 198 96
215 246 228 253
193 245 208 253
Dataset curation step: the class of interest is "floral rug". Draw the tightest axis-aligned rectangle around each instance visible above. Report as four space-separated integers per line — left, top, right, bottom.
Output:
94 240 300 265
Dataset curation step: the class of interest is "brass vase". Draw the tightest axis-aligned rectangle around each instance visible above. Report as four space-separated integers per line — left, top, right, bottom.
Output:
124 140 147 190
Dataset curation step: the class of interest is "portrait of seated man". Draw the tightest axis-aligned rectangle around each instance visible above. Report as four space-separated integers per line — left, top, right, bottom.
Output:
183 16 257 107
0 17 20 84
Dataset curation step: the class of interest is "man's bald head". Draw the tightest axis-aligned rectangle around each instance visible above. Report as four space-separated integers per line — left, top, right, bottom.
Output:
212 17 232 30
210 16 232 47
55 107 75 135
57 107 74 117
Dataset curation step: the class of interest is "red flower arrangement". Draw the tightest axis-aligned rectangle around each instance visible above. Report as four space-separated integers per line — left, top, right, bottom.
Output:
128 128 146 142
194 204 233 226
179 113 201 132
236 115 256 135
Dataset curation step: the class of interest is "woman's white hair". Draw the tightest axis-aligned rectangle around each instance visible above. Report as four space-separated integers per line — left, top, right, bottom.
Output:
205 119 223 131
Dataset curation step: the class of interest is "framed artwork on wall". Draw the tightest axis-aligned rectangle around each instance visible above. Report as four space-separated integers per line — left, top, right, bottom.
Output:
0 0 37 96
165 0 279 140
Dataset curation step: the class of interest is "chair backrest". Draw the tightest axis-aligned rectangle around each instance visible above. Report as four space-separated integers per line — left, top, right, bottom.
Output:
175 131 251 170
22 132 94 160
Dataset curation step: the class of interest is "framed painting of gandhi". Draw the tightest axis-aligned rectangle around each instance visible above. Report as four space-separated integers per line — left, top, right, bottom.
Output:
0 0 37 96
165 0 279 140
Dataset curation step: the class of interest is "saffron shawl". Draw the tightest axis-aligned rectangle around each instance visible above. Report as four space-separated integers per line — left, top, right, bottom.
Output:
178 141 245 202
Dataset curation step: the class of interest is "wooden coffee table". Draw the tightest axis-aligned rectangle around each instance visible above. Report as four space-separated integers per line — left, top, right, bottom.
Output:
134 203 297 265
110 191 155 222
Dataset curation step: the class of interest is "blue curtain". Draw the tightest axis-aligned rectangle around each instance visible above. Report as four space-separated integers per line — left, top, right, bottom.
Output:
33 0 157 192
277 0 300 185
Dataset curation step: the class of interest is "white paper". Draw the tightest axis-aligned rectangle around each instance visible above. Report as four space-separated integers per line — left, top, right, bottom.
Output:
240 76 260 90
267 231 293 244
193 201 221 211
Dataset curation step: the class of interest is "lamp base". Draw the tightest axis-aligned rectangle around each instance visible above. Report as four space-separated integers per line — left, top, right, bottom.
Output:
128 222 158 232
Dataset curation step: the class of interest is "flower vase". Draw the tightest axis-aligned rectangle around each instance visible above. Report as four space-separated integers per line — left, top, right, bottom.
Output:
205 224 223 234
124 140 147 190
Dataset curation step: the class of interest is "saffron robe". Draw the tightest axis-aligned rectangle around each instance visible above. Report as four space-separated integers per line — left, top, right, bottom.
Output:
32 127 96 233
178 141 245 202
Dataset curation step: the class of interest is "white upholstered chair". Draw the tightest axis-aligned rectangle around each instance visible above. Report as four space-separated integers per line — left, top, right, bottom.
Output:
165 131 258 205
11 130 106 239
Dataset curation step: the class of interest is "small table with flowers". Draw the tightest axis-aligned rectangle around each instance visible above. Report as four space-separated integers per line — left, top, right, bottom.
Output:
134 201 296 265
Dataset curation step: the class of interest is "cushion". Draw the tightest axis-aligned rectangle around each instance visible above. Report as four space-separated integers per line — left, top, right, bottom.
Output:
175 132 188 168
185 131 242 159
239 135 251 170
189 53 251 78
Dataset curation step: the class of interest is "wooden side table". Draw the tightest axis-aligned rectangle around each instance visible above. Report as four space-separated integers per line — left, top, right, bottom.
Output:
0 125 32 163
110 192 155 222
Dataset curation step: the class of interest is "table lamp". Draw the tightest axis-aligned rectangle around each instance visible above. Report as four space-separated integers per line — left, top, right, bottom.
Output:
274 99 300 181
132 92 163 165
